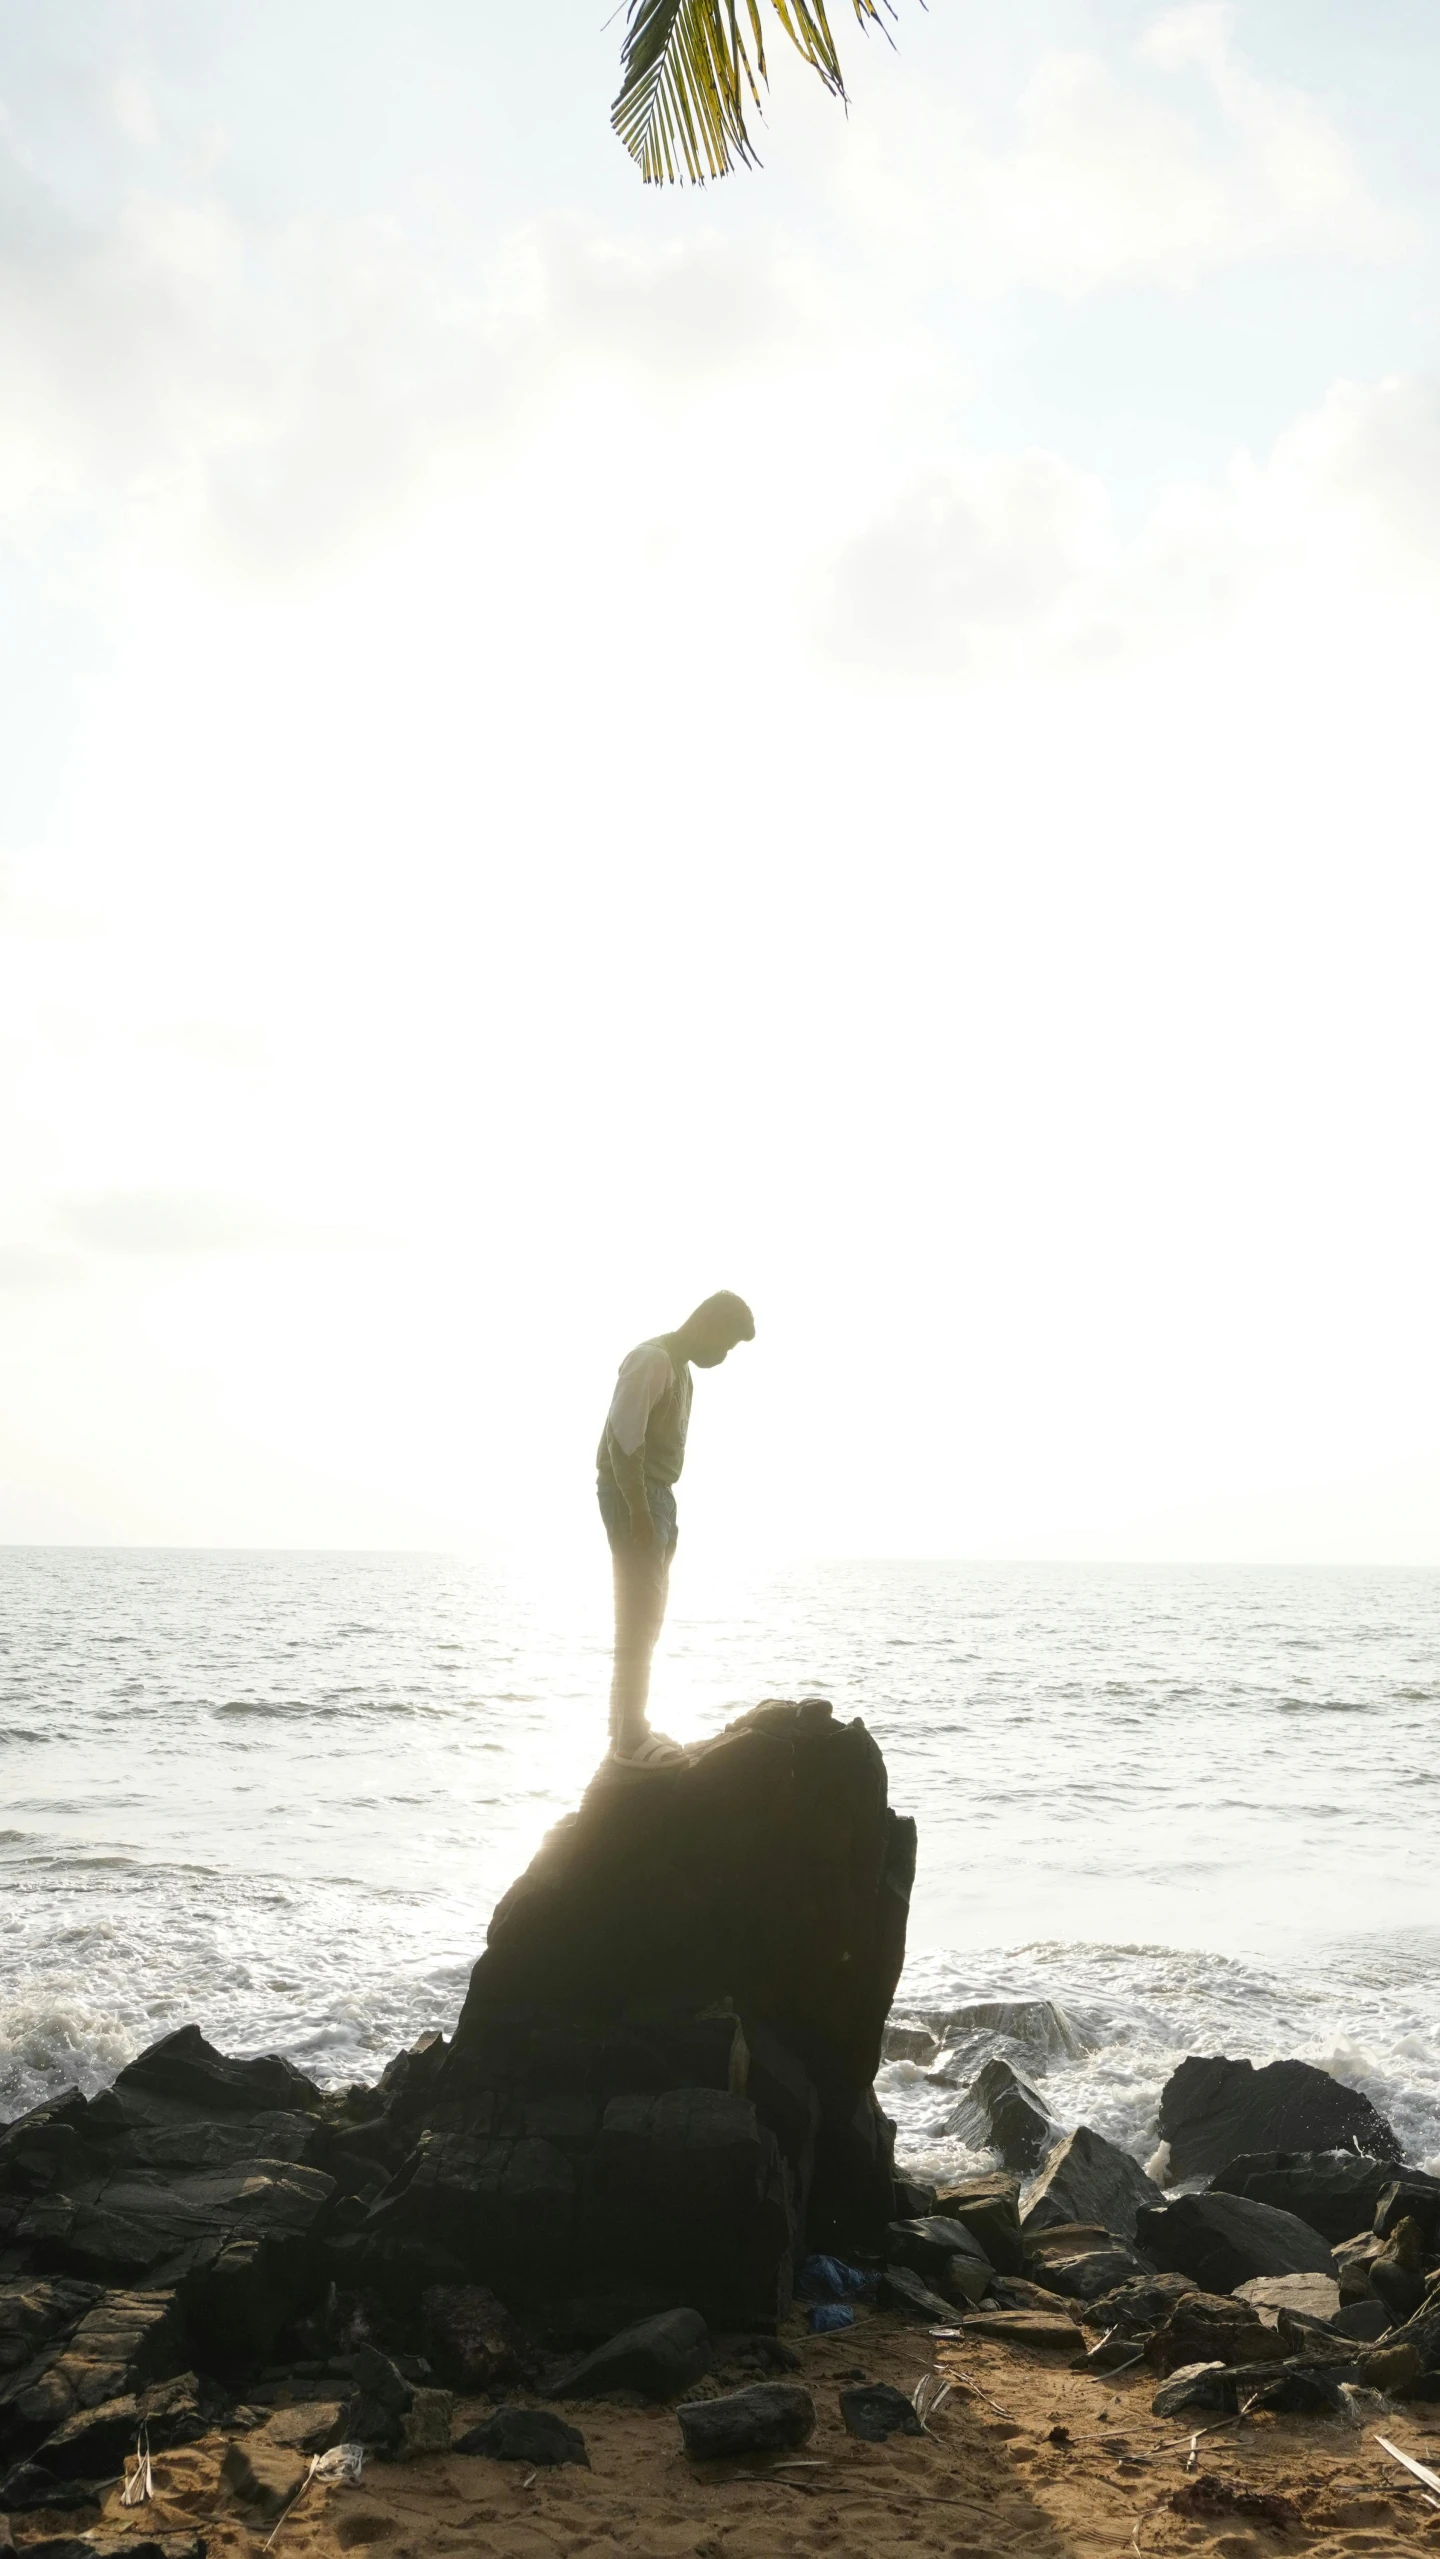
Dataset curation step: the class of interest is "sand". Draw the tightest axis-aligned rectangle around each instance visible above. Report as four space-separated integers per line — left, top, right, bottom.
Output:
15 2309 1440 2559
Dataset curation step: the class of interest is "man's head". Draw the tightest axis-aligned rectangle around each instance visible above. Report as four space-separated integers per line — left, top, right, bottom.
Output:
677 1290 755 1368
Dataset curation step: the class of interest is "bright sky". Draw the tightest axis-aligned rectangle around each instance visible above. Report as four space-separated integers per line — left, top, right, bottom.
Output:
3 0 1439 1564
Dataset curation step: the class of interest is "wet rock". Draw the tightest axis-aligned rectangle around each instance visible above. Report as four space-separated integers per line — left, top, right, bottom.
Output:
932 2172 1024 2276
112 2027 323 2125
839 2382 923 2441
1151 2361 1234 2418
551 2309 711 2401
938 2001 1085 2066
419 2284 523 2393
878 2265 959 2323
1209 2150 1419 2244
882 2025 940 2066
884 2217 991 2306
1136 2191 1334 2293
454 2408 589 2467
1023 2225 1150 2303
1374 2179 1440 2252
944 2061 1052 2173
1022 2128 1162 2242
1156 2056 1402 2185
676 2381 815 2461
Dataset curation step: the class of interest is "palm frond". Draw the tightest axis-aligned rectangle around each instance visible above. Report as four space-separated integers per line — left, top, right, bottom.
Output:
613 0 898 185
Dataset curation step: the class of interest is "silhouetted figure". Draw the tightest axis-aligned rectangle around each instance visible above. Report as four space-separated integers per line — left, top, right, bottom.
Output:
597 1291 755 1767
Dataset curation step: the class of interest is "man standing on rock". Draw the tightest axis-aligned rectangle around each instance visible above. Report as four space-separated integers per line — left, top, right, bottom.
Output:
597 1291 755 1768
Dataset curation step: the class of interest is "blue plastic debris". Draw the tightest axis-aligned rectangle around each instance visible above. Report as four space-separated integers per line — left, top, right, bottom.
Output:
808 2303 856 2334
796 2254 879 2302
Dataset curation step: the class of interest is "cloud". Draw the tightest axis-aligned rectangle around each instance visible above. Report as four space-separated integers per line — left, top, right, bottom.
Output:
61 1190 286 1253
0 72 799 573
844 3 1397 297
822 371 1440 675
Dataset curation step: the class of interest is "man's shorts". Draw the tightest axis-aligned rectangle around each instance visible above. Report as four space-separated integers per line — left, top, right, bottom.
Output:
597 1480 678 1553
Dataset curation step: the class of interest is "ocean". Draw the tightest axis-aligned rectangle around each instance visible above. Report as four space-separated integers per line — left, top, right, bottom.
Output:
3 1547 1438 2181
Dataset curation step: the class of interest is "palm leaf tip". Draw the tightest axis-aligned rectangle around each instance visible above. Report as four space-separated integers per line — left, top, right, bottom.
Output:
612 0 765 185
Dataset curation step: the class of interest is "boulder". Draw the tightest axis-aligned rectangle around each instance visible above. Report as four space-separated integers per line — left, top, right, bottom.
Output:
932 2172 1024 2276
1080 2271 1194 2338
944 2061 1052 2172
878 2266 956 2324
1370 2220 1428 2325
447 1700 914 2249
0 2291 182 2467
1022 2128 1162 2242
884 2218 991 2306
676 2382 815 2461
1023 2229 1150 2303
1209 2150 1417 2244
1374 2179 1440 2251
455 2409 589 2467
1156 2057 1401 2184
1234 2273 1341 2325
1136 2192 1334 2295
1145 2292 1293 2377
1151 2363 1234 2419
420 2285 523 2392
551 2309 711 2401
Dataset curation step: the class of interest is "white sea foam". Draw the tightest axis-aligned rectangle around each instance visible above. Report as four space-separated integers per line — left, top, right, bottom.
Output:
3 1550 1439 2167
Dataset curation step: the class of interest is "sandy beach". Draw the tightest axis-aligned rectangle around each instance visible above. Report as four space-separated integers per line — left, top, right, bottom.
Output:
20 2306 1440 2559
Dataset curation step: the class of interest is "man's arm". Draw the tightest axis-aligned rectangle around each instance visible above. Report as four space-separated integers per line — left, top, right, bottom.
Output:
604 1346 671 1542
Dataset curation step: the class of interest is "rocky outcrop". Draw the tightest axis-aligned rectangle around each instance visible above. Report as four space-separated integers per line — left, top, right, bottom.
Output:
1022 2127 1163 2241
1156 2057 1401 2184
1136 2191 1336 2292
1208 2150 1423 2243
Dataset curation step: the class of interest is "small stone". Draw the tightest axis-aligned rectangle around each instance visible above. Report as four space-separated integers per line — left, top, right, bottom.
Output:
1150 2362 1235 2418
839 2384 923 2442
397 2390 453 2460
454 2409 588 2468
676 2383 816 2461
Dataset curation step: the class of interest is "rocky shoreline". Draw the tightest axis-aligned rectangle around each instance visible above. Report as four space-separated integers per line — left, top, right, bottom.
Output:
3 1699 1439 2553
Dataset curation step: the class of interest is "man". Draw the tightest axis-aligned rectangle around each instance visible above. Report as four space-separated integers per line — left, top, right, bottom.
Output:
597 1290 755 1767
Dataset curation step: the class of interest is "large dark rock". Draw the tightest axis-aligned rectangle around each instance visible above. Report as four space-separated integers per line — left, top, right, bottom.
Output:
932 2172 1023 2276
445 1699 914 2251
1157 2057 1401 2184
944 2061 1053 2172
455 2408 588 2467
420 2285 524 2392
1022 2128 1162 2241
1208 2151 1420 2244
0 2291 181 2468
884 2217 991 2306
551 2308 710 2401
1374 2178 1440 2251
1136 2192 1335 2294
1022 2227 1150 2303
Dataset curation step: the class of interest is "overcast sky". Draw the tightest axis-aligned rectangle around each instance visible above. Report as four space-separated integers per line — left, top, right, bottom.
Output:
2 0 1439 1562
